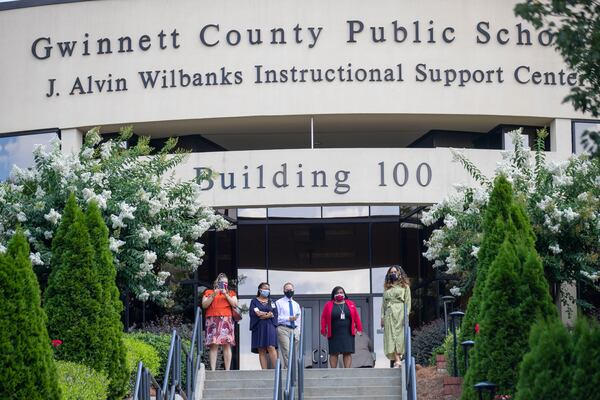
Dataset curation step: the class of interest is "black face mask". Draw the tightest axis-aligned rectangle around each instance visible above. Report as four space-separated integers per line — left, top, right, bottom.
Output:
284 290 294 298
389 273 398 282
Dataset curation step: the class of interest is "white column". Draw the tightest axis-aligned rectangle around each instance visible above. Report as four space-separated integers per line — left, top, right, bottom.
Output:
550 119 578 326
60 128 84 155
549 118 572 157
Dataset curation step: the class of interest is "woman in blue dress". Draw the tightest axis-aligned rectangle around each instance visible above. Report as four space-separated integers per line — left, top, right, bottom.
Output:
249 282 279 369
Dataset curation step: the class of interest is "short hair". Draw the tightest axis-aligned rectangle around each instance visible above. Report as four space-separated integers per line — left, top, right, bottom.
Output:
331 286 347 300
257 282 270 297
283 282 294 291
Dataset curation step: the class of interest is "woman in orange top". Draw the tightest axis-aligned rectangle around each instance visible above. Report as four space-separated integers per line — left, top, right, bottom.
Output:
202 273 238 371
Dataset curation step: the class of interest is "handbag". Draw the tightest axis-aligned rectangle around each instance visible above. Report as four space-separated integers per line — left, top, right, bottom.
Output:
231 305 243 322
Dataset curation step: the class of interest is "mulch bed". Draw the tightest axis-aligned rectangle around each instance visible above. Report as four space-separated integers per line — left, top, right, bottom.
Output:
417 365 459 400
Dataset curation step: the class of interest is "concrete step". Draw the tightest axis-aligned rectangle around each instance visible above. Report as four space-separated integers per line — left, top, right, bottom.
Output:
203 368 404 399
204 376 402 389
205 367 402 380
203 385 401 399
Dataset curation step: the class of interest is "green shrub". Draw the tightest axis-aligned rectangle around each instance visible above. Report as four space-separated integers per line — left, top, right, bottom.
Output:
515 320 572 400
443 328 460 376
56 361 109 400
0 230 61 400
44 195 105 371
458 176 519 375
86 201 128 399
128 332 192 384
571 318 600 400
123 336 160 393
461 178 556 400
411 318 446 366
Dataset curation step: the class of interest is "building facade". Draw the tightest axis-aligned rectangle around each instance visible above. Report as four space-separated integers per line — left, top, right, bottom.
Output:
0 0 595 369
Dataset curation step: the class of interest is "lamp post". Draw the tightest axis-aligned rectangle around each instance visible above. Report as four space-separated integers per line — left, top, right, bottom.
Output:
441 295 455 334
461 340 475 370
449 311 464 377
474 381 497 400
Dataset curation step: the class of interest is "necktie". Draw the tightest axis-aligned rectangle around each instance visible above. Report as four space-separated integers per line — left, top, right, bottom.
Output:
289 300 295 328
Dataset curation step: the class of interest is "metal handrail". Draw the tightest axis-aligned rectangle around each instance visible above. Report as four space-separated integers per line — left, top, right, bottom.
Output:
133 361 163 400
404 302 417 400
284 330 295 400
297 308 306 400
133 307 204 400
273 358 284 400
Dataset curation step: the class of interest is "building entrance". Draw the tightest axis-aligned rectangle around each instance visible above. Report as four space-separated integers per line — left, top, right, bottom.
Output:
203 206 441 369
296 296 370 368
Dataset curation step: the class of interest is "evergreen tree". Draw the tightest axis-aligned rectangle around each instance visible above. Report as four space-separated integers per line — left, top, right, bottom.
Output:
86 201 128 399
461 180 556 399
0 230 61 400
462 238 524 399
571 318 600 400
44 194 105 371
458 176 524 373
514 319 572 400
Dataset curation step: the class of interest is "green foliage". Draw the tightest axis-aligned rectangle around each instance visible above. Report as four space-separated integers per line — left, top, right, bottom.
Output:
515 1 600 118
0 230 61 400
56 361 109 400
462 240 527 399
411 318 446 366
0 126 228 304
458 176 516 374
85 201 128 399
515 318 600 400
571 318 600 400
423 129 600 314
461 178 556 400
128 332 192 384
44 194 105 372
443 329 460 376
123 336 160 394
515 320 573 400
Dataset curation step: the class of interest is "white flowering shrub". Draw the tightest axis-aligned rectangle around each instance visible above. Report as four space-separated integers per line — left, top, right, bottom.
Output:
422 129 600 305
0 127 228 304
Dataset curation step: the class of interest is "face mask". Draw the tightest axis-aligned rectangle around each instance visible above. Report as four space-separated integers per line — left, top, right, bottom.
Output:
284 290 294 298
260 289 270 297
389 273 398 281
334 294 345 302
219 281 228 290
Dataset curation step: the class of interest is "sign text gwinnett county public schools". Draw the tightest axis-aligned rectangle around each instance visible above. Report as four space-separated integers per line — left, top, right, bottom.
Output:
31 19 581 98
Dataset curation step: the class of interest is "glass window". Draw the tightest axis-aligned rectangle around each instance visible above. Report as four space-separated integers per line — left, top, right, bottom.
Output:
372 223 401 267
237 269 268 296
0 131 58 181
268 207 321 218
237 208 267 219
370 206 400 216
572 121 600 154
371 267 390 295
238 225 265 269
322 206 369 218
268 223 369 269
268 268 371 295
237 298 262 370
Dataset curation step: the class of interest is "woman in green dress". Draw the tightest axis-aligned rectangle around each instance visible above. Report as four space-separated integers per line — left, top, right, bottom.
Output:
380 265 411 368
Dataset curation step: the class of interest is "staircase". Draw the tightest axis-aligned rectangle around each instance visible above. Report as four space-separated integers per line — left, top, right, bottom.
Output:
202 368 404 400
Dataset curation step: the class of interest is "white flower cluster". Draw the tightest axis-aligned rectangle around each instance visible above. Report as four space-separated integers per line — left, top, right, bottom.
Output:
0 127 228 303
449 286 462 297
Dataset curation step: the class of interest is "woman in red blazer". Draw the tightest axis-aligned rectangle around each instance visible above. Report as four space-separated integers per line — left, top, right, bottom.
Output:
321 286 363 368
